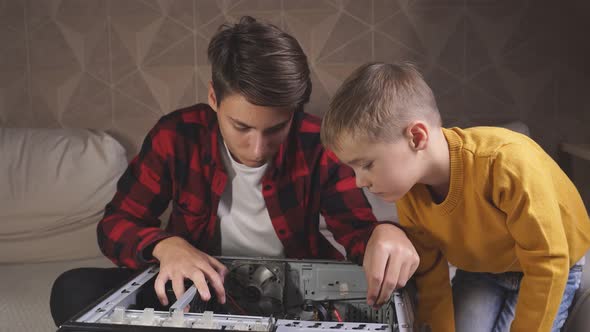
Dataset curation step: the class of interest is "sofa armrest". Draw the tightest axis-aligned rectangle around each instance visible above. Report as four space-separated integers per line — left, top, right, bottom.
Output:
563 286 590 332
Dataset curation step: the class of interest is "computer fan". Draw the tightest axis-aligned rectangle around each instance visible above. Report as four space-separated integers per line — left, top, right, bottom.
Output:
223 260 286 317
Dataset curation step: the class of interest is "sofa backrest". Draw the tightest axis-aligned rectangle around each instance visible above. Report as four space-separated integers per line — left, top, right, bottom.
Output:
0 128 127 263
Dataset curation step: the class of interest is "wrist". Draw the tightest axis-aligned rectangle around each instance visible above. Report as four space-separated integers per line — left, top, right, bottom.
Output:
152 236 180 260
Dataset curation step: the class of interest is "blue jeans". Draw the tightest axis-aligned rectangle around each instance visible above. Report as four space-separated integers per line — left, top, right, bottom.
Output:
452 258 584 332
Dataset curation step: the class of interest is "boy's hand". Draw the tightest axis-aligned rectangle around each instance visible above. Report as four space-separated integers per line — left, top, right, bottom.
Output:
152 236 229 306
363 223 419 307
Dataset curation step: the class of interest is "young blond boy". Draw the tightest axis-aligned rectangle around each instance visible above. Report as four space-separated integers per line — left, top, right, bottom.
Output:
320 62 590 332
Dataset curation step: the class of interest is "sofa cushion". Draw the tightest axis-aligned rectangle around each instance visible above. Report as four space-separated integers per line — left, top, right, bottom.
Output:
0 128 127 263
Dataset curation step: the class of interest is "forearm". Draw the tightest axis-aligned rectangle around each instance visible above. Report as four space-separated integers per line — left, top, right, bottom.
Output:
414 256 455 332
510 255 569 331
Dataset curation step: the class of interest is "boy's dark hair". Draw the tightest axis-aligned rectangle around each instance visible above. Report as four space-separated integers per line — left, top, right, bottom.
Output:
321 62 441 151
208 16 312 111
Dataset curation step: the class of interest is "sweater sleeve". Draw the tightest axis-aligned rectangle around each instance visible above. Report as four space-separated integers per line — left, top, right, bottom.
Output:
397 202 455 332
491 144 569 331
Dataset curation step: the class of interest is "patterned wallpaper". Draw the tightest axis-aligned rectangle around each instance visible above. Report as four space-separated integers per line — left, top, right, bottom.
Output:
0 0 588 201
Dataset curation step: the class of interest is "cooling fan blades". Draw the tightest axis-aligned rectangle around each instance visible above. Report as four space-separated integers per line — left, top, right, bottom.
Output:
224 261 286 316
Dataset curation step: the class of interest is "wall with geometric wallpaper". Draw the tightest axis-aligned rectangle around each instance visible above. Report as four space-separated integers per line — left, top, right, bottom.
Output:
1 0 589 202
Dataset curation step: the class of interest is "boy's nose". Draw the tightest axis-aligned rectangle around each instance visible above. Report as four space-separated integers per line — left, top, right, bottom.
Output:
252 134 267 158
355 175 370 189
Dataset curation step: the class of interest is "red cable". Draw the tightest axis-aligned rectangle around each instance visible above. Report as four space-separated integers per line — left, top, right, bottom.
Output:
226 294 247 315
332 308 343 322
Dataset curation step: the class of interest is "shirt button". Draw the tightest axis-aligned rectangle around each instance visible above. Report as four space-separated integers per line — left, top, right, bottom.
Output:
264 184 272 191
278 229 286 235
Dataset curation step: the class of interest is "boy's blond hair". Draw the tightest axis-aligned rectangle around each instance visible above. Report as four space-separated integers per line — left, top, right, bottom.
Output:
321 62 441 151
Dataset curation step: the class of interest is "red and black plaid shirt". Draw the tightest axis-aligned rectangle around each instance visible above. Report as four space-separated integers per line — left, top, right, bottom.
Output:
98 104 379 269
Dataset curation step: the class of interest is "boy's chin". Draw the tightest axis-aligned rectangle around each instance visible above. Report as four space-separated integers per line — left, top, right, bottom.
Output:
375 192 398 203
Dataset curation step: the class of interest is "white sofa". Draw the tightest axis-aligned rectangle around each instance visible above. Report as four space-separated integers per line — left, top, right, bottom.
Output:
0 128 124 331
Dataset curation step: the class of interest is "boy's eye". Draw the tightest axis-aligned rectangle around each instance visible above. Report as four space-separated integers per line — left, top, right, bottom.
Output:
362 161 374 170
264 124 287 135
234 125 249 132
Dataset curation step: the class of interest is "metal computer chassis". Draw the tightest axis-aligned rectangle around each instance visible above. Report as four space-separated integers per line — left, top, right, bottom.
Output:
58 257 415 332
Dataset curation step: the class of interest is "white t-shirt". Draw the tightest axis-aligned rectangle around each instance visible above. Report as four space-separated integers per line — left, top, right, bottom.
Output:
217 142 285 257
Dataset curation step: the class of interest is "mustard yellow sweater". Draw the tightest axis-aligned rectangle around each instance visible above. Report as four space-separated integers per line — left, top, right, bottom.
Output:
397 127 590 332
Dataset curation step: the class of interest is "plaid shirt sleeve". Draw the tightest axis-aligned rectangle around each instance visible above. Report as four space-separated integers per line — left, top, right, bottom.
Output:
318 149 381 265
97 118 177 269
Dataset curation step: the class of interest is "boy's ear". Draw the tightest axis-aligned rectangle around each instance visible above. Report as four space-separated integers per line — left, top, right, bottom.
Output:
406 121 429 151
208 81 218 112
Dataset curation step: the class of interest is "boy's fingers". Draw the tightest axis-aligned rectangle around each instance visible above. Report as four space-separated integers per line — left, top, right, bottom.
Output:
190 271 211 302
397 261 412 289
208 256 229 280
202 267 226 304
203 258 225 304
376 257 400 306
192 268 213 301
171 276 186 305
364 250 388 306
154 274 170 306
